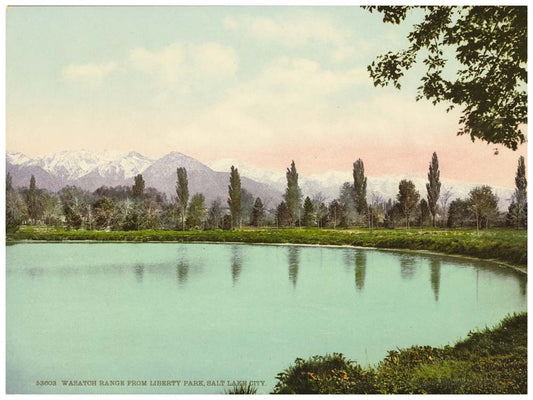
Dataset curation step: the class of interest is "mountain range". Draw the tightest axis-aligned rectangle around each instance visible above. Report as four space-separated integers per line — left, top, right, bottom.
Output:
6 150 514 210
6 150 283 207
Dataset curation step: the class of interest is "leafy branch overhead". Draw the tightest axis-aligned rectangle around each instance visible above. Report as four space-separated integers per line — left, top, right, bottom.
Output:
365 6 527 150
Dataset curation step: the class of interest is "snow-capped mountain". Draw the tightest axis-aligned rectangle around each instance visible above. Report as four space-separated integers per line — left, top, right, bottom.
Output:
6 150 282 205
6 151 32 165
9 150 154 181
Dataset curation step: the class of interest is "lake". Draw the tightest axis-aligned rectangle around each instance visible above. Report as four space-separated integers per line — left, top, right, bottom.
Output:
6 242 527 394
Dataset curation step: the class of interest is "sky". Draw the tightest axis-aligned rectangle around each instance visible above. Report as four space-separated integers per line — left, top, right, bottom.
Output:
5 5 527 188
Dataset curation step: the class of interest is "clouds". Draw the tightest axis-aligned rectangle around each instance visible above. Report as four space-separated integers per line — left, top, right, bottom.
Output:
162 55 371 158
62 42 237 87
129 42 237 84
224 13 344 48
62 62 119 87
223 12 364 63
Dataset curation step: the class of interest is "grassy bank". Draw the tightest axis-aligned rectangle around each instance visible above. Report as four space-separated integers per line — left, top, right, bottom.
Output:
272 313 527 394
7 226 527 268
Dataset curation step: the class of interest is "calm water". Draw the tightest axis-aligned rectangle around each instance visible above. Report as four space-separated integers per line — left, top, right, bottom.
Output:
6 243 527 394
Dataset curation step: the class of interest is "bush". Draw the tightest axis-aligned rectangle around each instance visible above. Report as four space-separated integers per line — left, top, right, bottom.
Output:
272 353 378 394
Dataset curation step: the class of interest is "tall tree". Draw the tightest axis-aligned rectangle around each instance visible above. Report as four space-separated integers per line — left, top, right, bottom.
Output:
302 196 315 227
507 156 527 229
228 166 242 228
132 174 145 200
284 161 302 226
397 179 420 228
176 167 189 230
469 185 498 232
366 6 527 149
251 197 265 227
27 175 37 224
426 152 441 227
352 159 368 215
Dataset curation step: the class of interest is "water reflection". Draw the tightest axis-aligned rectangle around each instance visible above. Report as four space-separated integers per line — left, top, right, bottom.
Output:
288 247 300 287
399 255 417 280
134 264 144 283
429 259 441 302
176 246 190 286
176 262 189 285
231 246 242 284
343 250 354 273
355 250 367 292
27 268 43 278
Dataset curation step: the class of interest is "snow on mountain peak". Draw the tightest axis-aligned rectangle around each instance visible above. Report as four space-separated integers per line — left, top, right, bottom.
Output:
8 149 155 180
6 151 31 165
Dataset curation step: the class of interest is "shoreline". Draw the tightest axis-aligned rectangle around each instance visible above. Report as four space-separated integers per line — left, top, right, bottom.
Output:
7 238 527 275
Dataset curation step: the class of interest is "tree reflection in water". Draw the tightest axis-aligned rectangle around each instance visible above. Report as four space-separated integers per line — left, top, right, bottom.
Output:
400 254 417 280
231 245 242 284
429 258 441 302
288 246 300 288
355 250 367 292
133 264 144 283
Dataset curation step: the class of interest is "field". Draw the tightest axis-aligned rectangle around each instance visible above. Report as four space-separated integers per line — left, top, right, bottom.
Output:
7 226 527 269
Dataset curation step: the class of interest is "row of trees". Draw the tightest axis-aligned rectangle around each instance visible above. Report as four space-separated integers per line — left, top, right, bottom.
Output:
5 154 527 233
274 154 526 231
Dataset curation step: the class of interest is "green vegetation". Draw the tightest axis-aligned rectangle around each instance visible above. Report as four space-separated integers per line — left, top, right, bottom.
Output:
224 383 258 395
272 313 527 394
7 226 527 268
366 6 527 150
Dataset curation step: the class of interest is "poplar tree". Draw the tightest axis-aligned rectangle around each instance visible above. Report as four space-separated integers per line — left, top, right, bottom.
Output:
507 156 527 228
228 166 242 228
426 152 441 227
284 161 302 226
176 167 189 230
27 175 37 224
353 159 368 215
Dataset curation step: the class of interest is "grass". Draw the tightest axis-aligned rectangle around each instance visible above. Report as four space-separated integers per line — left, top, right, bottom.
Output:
7 226 527 268
272 313 527 394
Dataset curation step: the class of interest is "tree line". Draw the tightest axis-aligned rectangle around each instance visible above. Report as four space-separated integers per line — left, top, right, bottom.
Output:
5 154 527 233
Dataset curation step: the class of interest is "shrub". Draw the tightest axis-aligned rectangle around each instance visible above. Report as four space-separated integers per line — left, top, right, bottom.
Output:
272 353 378 394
